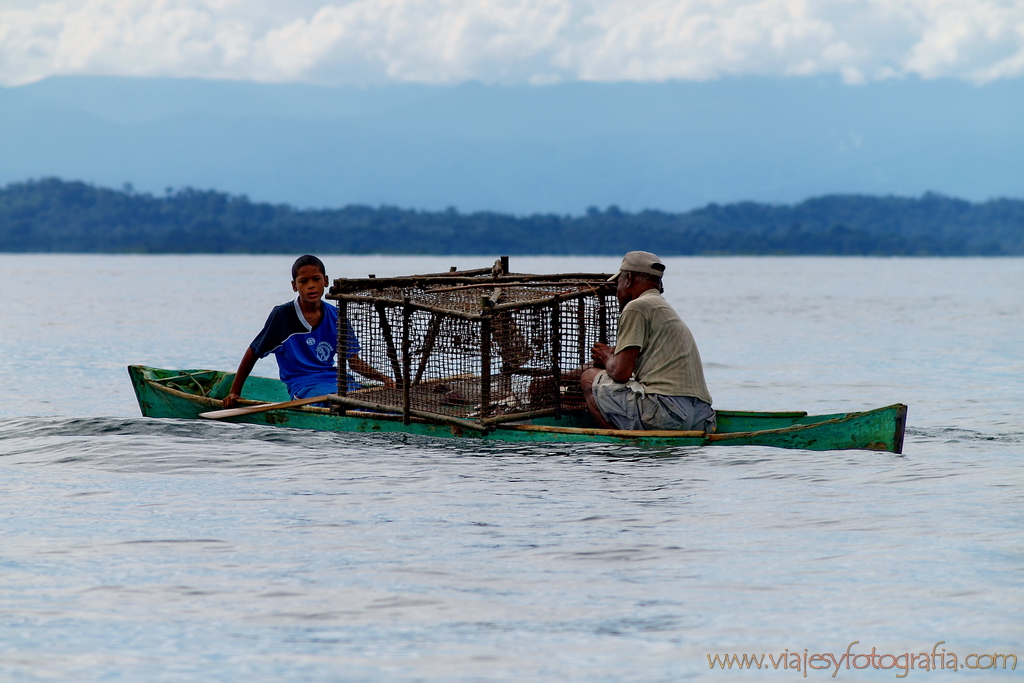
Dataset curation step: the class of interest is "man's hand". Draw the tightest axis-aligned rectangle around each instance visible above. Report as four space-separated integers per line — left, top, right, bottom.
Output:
593 344 639 383
591 342 614 369
222 392 241 409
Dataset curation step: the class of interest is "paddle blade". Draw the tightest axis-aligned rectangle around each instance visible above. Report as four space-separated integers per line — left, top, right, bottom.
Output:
199 395 333 420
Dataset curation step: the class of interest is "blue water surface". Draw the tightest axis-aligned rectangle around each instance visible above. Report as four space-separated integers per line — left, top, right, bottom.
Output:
1 255 1021 681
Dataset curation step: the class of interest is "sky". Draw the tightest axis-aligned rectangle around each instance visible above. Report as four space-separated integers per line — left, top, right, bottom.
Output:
2 1 1021 212
2 0 1024 88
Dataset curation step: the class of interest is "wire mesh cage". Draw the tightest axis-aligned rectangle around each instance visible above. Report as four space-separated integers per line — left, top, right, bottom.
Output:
326 259 618 429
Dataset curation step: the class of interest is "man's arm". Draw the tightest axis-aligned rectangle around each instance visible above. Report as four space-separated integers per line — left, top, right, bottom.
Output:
223 346 258 408
591 343 640 383
349 354 396 389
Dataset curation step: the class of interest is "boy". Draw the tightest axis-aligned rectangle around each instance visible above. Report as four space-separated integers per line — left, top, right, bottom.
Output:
221 255 393 408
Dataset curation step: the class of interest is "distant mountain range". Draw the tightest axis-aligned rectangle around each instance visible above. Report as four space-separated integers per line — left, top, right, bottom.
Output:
1 75 1021 214
2 178 1021 255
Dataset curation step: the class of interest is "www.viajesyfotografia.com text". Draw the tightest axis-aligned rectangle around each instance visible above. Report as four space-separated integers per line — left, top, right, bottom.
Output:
707 642 1017 677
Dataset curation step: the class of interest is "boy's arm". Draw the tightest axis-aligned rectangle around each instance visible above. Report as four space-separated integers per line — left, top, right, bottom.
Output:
223 347 258 408
348 354 396 389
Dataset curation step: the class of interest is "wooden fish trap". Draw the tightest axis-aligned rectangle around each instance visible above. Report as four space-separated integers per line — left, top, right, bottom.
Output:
326 258 617 431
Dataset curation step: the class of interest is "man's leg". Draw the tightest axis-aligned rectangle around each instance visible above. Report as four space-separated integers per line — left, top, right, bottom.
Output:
580 367 615 429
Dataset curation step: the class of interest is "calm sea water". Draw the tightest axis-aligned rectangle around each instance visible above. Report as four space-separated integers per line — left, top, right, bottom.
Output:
1 254 1021 682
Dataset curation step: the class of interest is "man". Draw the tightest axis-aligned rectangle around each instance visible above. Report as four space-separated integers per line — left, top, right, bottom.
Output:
580 251 716 432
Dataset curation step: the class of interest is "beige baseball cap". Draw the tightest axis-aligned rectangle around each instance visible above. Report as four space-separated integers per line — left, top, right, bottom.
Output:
608 251 666 281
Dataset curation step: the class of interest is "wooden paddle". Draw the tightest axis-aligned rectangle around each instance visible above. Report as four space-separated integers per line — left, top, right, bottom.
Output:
199 395 333 420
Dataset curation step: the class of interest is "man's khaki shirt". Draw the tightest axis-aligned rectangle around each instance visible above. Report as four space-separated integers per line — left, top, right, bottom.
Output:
614 289 713 404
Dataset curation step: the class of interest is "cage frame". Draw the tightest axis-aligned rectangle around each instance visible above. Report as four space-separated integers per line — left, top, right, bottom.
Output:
325 259 617 431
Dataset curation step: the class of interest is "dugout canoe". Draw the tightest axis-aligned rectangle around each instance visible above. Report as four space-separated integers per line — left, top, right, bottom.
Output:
128 365 907 452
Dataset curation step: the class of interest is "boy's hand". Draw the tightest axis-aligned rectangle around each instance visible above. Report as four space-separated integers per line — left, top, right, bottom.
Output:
222 392 241 408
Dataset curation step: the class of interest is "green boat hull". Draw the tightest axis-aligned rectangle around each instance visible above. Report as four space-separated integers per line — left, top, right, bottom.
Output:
128 365 907 452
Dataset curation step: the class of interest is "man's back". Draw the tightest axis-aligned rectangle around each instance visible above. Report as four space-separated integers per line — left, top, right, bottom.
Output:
617 289 712 404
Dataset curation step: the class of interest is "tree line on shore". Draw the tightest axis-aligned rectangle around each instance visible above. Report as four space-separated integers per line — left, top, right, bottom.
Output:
2 177 1021 255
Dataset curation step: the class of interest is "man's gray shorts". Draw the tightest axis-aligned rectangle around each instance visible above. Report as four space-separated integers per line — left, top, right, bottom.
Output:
592 372 716 432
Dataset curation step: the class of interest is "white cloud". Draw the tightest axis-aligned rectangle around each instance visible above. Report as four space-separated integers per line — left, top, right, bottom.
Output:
1 0 1022 86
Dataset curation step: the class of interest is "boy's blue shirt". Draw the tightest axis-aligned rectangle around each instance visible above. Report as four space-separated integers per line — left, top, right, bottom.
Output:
250 298 360 397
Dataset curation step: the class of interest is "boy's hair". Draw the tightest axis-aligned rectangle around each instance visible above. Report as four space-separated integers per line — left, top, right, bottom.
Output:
291 254 326 280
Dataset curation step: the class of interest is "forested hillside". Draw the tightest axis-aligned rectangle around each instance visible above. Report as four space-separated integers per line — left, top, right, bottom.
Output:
2 178 1021 255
